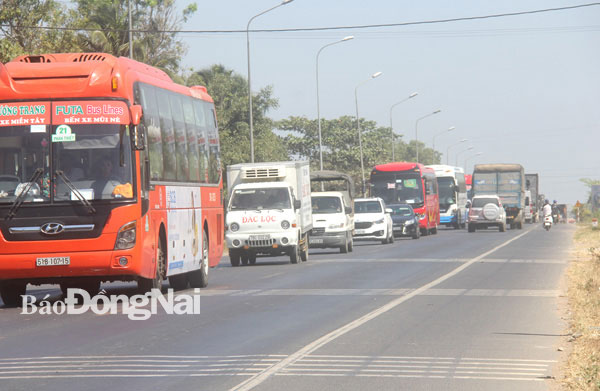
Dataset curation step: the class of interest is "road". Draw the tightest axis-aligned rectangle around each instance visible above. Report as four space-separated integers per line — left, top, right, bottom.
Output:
0 223 574 391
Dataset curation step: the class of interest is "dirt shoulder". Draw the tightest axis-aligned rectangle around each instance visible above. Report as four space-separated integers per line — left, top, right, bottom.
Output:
555 224 600 390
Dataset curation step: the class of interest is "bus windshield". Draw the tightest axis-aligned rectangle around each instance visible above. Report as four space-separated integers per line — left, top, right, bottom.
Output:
372 174 424 207
0 123 134 204
437 177 456 208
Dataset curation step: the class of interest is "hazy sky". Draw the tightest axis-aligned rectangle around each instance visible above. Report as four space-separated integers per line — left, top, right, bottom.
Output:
179 1 600 204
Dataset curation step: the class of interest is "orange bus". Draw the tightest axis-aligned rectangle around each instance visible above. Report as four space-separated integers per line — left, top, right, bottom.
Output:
370 162 440 235
0 53 223 306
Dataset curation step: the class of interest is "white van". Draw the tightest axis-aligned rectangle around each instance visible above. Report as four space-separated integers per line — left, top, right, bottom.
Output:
309 191 354 253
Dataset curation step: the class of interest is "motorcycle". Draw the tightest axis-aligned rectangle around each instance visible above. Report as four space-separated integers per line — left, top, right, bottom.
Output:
543 214 553 231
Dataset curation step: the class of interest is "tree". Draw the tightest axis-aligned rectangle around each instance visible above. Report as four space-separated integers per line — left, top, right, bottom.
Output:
0 0 80 63
73 0 196 77
186 65 288 169
279 115 441 194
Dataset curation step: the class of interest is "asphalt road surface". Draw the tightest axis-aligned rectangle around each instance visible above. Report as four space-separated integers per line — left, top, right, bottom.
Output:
0 222 574 391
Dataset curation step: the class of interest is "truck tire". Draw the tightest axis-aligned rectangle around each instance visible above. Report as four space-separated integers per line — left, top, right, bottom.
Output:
290 245 300 264
340 234 349 253
230 250 240 267
0 281 27 308
169 273 188 291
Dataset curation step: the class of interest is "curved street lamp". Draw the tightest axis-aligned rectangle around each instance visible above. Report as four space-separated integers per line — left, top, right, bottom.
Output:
455 146 474 167
432 126 455 153
464 152 483 173
355 71 383 196
389 92 418 161
316 36 354 171
446 138 468 165
415 109 441 163
247 0 294 163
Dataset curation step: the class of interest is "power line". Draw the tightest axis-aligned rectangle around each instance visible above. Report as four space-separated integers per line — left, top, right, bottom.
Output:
1 2 599 35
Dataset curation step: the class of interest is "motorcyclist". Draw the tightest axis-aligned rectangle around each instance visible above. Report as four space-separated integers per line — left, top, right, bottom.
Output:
542 199 552 219
551 200 560 223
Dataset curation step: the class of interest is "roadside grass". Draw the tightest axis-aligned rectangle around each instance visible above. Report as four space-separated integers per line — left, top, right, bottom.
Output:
562 224 600 390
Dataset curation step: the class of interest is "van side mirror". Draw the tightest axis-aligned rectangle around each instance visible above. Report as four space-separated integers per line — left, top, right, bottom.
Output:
294 199 301 210
345 206 353 214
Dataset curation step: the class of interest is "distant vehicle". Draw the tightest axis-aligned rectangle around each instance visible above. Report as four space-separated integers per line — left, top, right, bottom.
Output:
225 161 312 265
472 164 525 229
309 171 355 253
523 190 533 223
353 198 394 244
525 174 540 223
371 162 440 236
465 174 473 200
543 214 553 231
389 204 420 239
427 165 468 229
467 195 507 232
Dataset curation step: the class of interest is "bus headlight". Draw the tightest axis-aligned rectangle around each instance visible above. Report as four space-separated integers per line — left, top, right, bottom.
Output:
230 222 240 232
115 221 136 250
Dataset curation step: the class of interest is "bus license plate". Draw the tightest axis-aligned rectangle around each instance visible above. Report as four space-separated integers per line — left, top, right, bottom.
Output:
36 257 70 266
249 234 271 241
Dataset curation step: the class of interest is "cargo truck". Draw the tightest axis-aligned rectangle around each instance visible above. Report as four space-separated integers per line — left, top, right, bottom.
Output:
225 161 312 266
472 164 525 229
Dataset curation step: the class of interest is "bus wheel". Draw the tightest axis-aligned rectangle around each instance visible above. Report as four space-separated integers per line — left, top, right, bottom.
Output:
138 238 165 293
0 281 27 308
189 231 209 288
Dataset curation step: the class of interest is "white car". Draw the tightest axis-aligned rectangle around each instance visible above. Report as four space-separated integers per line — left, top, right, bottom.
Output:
467 195 507 232
353 197 394 244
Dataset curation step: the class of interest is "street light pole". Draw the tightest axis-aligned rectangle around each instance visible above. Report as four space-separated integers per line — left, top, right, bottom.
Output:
128 0 133 58
455 146 474 167
432 126 455 153
316 36 354 171
446 138 468 165
246 0 294 163
389 92 418 161
464 152 483 173
355 71 383 196
415 109 441 163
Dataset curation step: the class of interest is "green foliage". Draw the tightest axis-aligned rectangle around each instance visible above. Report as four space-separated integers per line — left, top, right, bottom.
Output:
0 0 80 63
186 65 287 169
279 116 441 194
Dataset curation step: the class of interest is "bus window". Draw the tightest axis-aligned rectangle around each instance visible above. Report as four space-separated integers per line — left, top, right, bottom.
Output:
205 103 221 184
169 93 189 182
156 89 176 181
182 96 200 182
138 84 163 181
193 99 209 183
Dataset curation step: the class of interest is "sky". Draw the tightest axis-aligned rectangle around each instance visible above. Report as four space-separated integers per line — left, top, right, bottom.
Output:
178 0 600 205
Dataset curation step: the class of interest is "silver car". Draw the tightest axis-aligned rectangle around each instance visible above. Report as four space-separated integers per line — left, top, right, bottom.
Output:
467 195 507 232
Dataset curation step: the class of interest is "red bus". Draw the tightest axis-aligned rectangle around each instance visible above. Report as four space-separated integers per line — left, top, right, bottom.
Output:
370 162 440 235
0 53 223 306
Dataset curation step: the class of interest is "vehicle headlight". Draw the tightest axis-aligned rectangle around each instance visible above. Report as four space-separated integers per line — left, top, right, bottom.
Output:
404 220 414 225
230 222 240 232
375 218 385 224
328 222 344 229
418 214 427 220
281 220 290 229
115 221 136 250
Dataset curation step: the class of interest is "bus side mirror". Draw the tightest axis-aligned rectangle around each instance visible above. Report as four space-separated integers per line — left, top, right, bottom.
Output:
130 105 143 125
130 105 145 151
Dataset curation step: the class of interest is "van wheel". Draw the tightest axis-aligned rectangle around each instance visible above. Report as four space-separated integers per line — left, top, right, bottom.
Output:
348 235 354 252
340 234 349 253
189 230 209 288
138 238 165 293
389 231 394 243
0 281 27 307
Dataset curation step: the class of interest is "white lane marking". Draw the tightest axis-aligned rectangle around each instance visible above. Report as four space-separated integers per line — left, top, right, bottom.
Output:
309 257 565 264
0 354 287 361
230 228 535 391
198 288 559 297
275 373 546 381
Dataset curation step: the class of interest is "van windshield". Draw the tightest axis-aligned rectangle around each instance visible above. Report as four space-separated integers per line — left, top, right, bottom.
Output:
312 196 342 214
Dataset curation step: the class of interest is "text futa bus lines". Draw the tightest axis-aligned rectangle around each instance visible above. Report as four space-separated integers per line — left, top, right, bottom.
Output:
0 53 223 306
370 162 440 235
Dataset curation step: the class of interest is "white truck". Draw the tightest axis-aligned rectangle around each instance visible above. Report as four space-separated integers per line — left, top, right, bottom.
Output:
225 161 312 266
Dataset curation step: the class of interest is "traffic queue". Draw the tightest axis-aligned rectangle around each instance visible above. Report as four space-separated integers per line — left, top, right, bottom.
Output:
223 160 539 266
